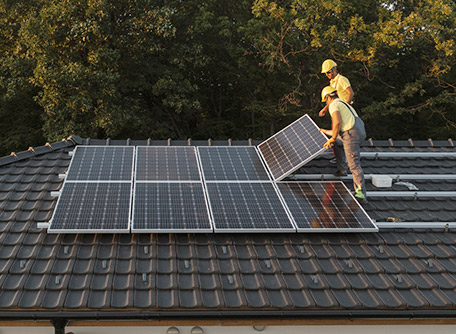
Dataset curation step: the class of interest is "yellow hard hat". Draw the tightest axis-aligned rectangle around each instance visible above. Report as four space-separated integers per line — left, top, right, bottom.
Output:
321 59 337 73
321 86 337 102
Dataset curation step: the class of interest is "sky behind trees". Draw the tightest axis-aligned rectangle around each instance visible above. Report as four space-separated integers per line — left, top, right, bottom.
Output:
0 0 455 156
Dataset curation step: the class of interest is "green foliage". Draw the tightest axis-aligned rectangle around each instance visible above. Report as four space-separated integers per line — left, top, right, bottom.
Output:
0 0 455 154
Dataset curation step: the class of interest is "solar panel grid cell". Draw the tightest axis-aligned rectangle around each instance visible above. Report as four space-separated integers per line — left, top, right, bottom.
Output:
276 181 377 232
205 182 296 232
49 182 131 232
198 147 270 181
258 115 328 181
132 182 212 232
136 147 201 181
66 146 134 181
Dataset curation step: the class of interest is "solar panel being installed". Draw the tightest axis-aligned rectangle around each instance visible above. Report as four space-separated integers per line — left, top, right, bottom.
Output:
257 114 328 181
205 182 295 232
136 146 201 181
276 181 378 232
49 182 131 233
198 146 270 181
66 146 134 181
132 182 212 232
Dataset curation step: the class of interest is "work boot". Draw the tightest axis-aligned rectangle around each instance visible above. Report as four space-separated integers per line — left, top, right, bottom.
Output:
355 189 368 205
333 169 347 177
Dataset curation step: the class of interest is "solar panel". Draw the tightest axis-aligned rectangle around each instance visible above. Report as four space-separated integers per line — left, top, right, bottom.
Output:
66 146 134 181
276 181 378 232
198 146 270 181
132 182 212 232
136 146 201 181
205 182 295 232
48 182 131 233
257 114 328 181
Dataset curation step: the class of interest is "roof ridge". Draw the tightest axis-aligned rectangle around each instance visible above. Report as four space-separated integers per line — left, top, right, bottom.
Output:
0 135 79 167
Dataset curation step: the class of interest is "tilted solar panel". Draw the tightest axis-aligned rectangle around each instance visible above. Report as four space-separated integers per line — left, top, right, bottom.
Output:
257 114 328 181
276 181 378 232
205 182 296 232
66 146 134 181
132 182 212 232
198 146 270 181
48 182 131 233
136 146 201 181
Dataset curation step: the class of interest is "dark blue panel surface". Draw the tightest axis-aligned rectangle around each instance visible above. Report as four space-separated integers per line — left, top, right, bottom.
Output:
66 146 134 181
198 147 270 181
258 115 327 181
132 182 212 232
49 182 131 232
205 182 295 232
276 181 377 232
136 147 201 181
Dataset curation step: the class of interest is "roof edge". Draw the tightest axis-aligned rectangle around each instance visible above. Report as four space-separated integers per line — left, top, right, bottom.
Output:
3 309 456 322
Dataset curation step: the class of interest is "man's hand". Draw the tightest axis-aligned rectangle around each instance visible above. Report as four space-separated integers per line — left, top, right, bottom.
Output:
319 105 328 117
323 137 336 149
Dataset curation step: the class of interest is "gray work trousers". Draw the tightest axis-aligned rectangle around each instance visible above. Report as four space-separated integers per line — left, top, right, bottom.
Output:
334 117 366 197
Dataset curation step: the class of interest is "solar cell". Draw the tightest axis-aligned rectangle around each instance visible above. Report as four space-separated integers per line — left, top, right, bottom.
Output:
198 146 270 181
66 146 134 181
136 146 201 181
49 182 131 233
205 182 295 232
276 181 378 232
257 114 328 181
132 182 212 232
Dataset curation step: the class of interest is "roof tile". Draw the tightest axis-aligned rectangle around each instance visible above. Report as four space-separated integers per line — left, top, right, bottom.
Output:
64 290 88 309
157 273 176 290
332 289 362 308
68 274 90 290
201 289 224 308
91 274 113 290
396 289 429 308
113 274 134 290
179 289 202 308
345 274 372 289
262 274 285 290
133 290 155 308
245 289 270 308
428 273 456 289
366 274 393 289
197 259 217 274
111 289 132 308
288 289 315 307
222 290 248 308
352 289 384 308
267 289 292 308
199 274 219 290
18 290 43 308
309 290 337 308
376 289 406 308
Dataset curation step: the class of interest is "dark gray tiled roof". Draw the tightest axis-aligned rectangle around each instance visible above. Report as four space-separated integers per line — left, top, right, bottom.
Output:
0 136 456 320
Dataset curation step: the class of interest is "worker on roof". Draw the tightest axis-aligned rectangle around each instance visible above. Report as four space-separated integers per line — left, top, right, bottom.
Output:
319 86 367 204
319 59 354 117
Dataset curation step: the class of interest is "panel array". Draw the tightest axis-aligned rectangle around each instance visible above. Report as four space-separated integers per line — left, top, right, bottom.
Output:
258 114 328 181
198 146 270 181
49 146 134 233
132 146 211 232
276 181 377 232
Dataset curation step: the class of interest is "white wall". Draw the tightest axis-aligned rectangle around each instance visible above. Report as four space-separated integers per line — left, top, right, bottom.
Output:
2 325 456 334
